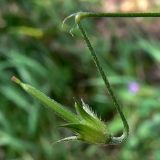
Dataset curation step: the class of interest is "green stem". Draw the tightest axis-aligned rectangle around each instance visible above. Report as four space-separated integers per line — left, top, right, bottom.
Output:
75 12 160 143
75 12 160 23
77 22 129 143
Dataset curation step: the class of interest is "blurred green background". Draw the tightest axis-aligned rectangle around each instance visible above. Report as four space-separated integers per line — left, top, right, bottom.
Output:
0 0 160 159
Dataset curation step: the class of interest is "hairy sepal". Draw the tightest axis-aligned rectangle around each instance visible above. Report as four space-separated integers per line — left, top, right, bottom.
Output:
60 123 110 144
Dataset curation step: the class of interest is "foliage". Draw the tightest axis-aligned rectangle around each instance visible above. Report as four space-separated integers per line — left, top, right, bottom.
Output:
0 0 160 160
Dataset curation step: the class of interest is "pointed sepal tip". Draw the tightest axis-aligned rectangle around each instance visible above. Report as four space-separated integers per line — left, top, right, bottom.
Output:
11 76 21 84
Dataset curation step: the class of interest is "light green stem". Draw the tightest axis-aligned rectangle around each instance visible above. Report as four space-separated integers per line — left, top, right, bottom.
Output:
77 22 129 143
75 12 160 23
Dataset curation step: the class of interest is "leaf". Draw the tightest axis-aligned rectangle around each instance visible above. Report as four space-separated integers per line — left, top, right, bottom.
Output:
139 39 160 62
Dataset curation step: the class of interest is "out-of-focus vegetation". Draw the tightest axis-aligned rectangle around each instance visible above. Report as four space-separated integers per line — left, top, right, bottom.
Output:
0 0 160 159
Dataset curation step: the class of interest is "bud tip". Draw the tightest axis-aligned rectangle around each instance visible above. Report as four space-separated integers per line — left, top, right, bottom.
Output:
11 76 21 84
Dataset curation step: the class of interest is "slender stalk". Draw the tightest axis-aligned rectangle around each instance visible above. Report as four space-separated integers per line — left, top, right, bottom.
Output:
75 12 160 23
73 11 160 143
77 22 129 143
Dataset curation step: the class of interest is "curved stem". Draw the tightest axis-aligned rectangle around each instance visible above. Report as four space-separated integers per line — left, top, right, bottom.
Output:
77 22 129 143
64 11 160 144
